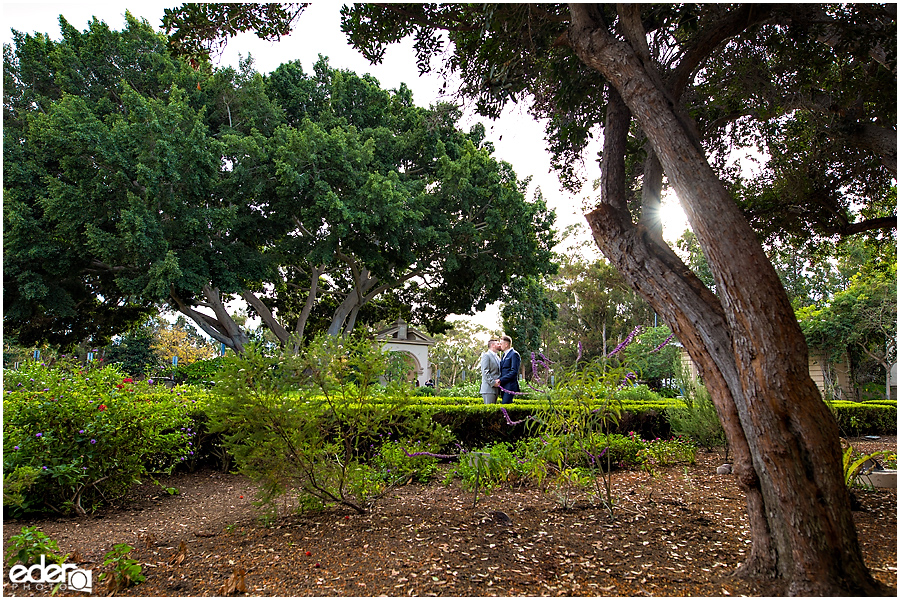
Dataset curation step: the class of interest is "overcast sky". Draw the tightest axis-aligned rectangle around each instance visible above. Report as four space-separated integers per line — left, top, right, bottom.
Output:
3 2 689 331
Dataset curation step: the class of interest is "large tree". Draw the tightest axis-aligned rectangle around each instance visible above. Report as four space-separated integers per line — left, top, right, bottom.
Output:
333 3 894 594
236 58 556 346
3 15 556 353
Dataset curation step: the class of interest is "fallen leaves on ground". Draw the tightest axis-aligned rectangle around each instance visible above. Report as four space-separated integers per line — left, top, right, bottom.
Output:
2 439 895 597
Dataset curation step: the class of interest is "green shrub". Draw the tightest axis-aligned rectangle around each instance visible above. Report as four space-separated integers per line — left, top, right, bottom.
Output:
451 442 527 493
175 357 226 387
828 402 897 436
664 375 725 450
373 440 441 484
207 336 453 515
636 434 697 474
3 361 201 515
98 543 145 593
437 381 480 398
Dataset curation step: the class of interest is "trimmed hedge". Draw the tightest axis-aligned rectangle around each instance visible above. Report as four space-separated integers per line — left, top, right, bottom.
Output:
827 401 897 436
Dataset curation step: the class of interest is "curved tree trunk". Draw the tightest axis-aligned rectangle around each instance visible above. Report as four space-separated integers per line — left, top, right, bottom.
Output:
170 285 249 354
569 5 888 595
588 89 779 580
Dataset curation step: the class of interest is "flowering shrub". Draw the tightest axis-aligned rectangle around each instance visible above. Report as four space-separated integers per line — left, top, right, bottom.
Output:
3 360 205 515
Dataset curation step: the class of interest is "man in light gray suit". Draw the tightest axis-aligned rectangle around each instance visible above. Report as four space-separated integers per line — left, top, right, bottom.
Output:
480 338 502 404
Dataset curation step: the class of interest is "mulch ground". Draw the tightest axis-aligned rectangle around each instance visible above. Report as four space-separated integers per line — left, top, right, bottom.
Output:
2 438 896 597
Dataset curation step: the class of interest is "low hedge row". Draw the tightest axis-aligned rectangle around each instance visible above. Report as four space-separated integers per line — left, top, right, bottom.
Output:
827 401 897 436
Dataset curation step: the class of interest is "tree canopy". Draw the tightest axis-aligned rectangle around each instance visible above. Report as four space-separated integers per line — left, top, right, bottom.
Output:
3 14 556 352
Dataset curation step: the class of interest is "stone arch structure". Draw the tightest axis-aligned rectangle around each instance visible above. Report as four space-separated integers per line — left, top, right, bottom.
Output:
375 318 435 387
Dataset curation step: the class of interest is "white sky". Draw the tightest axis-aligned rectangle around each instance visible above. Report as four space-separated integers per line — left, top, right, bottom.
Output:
3 2 690 331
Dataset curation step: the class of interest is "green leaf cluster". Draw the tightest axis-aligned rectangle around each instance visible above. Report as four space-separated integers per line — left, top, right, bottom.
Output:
4 17 557 349
3 360 203 515
206 335 452 514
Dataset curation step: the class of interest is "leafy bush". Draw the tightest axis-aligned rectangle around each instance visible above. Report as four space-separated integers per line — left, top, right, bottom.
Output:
437 381 480 398
3 361 202 515
452 442 529 493
176 357 226 387
635 433 697 475
207 336 453 515
98 543 145 593
664 371 725 450
828 401 897 436
373 440 441 484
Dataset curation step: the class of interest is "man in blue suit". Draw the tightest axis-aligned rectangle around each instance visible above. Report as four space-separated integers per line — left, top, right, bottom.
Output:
495 335 520 404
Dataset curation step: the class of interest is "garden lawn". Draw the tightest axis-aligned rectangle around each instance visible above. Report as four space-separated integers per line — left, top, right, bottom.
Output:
2 439 895 597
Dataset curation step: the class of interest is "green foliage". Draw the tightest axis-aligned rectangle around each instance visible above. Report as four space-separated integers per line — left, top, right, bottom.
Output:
101 325 158 378
539 255 656 369
3 466 40 508
206 335 452 514
97 543 145 593
501 275 558 356
373 440 440 484
676 231 716 292
4 526 67 567
635 434 697 476
841 443 895 489
5 11 559 351
827 402 897 437
3 361 203 515
453 443 525 494
176 356 226 387
665 364 726 450
798 259 897 397
162 3 305 58
620 326 678 390
428 320 495 388
521 357 632 518
436 381 480 398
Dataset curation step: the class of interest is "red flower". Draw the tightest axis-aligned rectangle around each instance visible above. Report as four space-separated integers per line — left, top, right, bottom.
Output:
116 384 124 389
123 378 133 384
98 404 107 411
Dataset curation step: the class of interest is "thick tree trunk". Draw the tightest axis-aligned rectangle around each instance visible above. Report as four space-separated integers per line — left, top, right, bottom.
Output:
569 5 888 595
588 89 779 580
326 268 379 336
169 285 249 353
241 290 291 344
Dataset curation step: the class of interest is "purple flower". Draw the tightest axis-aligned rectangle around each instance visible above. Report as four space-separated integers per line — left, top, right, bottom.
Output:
36 433 43 438
13 446 19 451
90 439 97 444
79 430 84 434
649 333 675 354
42 466 48 470
607 326 642 358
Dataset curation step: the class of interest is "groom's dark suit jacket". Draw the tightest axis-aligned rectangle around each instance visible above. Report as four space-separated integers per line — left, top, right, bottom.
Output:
498 348 521 399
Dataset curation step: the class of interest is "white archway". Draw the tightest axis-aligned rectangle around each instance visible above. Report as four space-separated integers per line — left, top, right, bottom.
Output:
375 319 435 387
